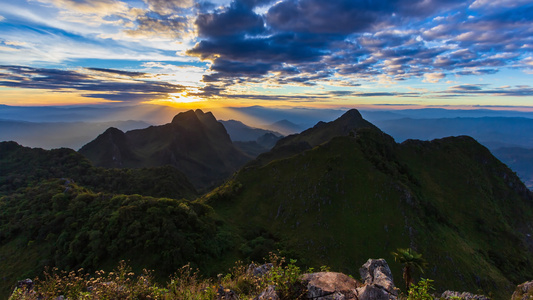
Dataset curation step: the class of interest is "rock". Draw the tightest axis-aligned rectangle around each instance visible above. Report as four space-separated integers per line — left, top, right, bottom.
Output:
441 291 490 300
511 281 533 300
301 272 360 299
356 259 398 300
356 285 397 300
247 263 273 277
216 285 239 300
10 278 36 299
15 278 34 291
255 285 280 300
359 258 396 294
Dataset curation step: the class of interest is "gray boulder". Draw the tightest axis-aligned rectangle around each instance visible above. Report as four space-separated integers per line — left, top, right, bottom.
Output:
301 272 360 299
255 285 280 300
356 259 398 300
247 263 274 277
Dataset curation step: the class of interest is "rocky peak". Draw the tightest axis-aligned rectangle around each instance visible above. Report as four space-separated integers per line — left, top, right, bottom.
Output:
171 109 200 124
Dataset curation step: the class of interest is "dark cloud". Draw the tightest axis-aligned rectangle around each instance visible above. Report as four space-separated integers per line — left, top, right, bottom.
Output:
196 3 265 38
186 0 533 97
0 65 185 103
86 68 148 77
266 0 387 35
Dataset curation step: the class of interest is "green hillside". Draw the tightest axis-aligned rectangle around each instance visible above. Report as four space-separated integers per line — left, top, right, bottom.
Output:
204 127 533 299
0 179 233 299
0 141 198 200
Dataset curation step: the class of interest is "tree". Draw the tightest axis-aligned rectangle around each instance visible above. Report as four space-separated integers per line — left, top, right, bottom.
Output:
391 248 428 291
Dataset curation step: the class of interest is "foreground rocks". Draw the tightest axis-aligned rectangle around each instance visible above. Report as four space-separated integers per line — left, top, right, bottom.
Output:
512 280 533 300
302 272 360 299
356 258 398 300
440 290 490 300
13 259 529 300
254 258 398 300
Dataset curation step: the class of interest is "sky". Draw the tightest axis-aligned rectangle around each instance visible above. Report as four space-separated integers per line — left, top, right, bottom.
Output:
0 0 533 111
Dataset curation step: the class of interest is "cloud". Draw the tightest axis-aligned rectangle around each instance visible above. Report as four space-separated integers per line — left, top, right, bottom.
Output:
469 0 533 10
0 65 186 102
35 0 132 17
186 0 533 98
423 72 445 83
196 3 265 38
125 14 190 38
443 84 533 97
144 0 194 14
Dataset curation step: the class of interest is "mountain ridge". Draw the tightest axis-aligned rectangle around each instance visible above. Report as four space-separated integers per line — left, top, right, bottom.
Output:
204 109 533 299
79 109 252 190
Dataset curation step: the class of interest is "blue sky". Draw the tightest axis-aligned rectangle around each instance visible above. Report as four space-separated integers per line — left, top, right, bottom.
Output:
0 0 532 110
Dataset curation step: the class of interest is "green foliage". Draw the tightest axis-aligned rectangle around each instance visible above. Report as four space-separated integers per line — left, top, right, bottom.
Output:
0 141 198 199
0 179 233 297
261 254 305 300
407 278 435 300
392 248 428 291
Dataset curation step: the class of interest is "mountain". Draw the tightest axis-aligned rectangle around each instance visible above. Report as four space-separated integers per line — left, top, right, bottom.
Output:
204 109 533 299
492 147 533 189
0 119 150 150
252 109 379 166
263 119 305 135
372 117 533 149
369 117 533 190
79 109 252 190
3 108 533 299
219 119 282 142
0 141 198 199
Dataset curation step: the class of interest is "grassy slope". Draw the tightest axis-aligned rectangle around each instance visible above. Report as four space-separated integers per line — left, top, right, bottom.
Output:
206 130 533 299
398 137 533 296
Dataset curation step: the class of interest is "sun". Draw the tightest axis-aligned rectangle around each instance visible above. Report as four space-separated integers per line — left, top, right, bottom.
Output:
169 92 204 104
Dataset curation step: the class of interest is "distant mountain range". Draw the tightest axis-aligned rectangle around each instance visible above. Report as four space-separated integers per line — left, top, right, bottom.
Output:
0 119 150 150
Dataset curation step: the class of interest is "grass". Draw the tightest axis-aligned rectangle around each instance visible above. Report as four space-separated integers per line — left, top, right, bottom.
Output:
9 254 307 300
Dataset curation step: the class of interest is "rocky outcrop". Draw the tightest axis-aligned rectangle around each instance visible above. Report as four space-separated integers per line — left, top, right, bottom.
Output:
247 263 273 277
355 259 398 300
511 281 533 300
255 285 280 300
440 291 490 300
301 272 360 299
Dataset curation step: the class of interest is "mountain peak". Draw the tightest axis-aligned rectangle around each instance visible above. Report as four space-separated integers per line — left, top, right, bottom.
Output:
339 109 363 120
102 127 125 135
171 110 198 124
251 108 380 167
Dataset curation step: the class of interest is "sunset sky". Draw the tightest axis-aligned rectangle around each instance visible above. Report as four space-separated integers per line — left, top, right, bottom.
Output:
0 0 532 110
